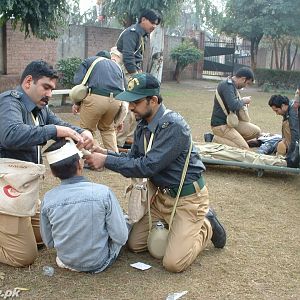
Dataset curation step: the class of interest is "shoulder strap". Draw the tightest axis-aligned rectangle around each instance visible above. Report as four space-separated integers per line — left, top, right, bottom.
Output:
215 89 229 116
168 137 193 231
147 136 193 232
134 36 145 55
81 57 105 85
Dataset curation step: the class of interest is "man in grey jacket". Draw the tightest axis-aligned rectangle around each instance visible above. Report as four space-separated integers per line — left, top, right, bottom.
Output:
268 94 299 167
0 60 93 163
72 50 125 152
210 67 261 149
0 60 93 268
116 9 161 150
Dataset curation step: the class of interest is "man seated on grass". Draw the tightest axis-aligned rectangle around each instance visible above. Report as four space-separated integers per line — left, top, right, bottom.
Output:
40 138 128 273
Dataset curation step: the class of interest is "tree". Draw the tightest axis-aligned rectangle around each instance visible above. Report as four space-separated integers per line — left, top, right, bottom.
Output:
170 40 203 82
0 0 69 40
104 0 185 81
220 0 300 70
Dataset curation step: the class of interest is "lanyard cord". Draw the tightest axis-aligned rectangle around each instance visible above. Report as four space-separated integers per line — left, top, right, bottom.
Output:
31 113 40 164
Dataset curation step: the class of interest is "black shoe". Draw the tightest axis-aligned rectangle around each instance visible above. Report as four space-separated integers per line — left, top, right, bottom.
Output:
206 208 226 248
204 133 214 143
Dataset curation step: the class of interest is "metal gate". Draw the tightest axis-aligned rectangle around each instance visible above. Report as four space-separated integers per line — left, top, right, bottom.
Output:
203 37 236 77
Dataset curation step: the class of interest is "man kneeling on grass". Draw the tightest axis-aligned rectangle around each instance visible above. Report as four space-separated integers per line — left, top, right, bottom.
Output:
40 138 128 273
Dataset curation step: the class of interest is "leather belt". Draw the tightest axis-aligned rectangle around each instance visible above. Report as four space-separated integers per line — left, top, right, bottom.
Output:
160 176 205 198
91 87 121 98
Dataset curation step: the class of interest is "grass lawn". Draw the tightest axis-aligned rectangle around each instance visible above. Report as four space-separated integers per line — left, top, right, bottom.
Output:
0 79 299 300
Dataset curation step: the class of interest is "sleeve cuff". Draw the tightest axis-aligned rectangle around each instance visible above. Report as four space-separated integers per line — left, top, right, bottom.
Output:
44 124 57 140
104 154 118 170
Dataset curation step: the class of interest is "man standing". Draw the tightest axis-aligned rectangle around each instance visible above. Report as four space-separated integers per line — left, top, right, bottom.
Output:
210 67 261 149
85 73 226 273
0 60 93 267
116 9 161 150
72 50 125 152
268 94 299 167
41 138 128 273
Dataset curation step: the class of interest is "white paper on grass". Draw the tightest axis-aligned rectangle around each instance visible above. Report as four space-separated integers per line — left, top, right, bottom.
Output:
130 262 152 270
166 291 188 300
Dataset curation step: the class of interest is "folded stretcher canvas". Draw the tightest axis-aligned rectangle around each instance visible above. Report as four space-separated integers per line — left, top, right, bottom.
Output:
195 143 300 175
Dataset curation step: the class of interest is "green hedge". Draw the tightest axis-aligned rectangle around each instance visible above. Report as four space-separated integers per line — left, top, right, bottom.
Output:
56 57 82 88
255 68 300 90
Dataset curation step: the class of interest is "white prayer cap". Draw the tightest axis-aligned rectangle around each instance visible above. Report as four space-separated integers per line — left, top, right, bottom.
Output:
45 138 83 165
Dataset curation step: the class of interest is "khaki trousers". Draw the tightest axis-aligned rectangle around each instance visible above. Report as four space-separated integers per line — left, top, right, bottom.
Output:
80 94 121 152
277 119 291 155
116 111 137 147
0 214 38 267
128 185 212 273
116 71 140 147
212 121 261 149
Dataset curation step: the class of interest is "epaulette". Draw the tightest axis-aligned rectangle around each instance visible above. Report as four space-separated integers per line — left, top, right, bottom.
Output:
10 90 22 99
130 27 136 32
227 78 233 84
161 121 170 129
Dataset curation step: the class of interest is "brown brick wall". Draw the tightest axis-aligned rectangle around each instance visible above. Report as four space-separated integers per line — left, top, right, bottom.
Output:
0 75 20 92
5 23 57 75
85 26 121 57
2 24 204 81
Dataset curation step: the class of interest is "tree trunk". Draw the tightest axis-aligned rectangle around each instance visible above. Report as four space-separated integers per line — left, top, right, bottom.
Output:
250 34 263 70
274 40 279 69
286 40 292 71
174 63 181 83
291 45 298 70
270 49 274 69
147 25 164 82
279 42 286 70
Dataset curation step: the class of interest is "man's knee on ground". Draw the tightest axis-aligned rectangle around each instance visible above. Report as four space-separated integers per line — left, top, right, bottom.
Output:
276 140 287 156
127 235 146 253
163 256 187 273
1 247 38 267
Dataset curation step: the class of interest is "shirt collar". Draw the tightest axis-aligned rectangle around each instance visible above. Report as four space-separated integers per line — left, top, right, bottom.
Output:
135 23 148 37
139 104 166 133
16 86 37 113
61 175 90 185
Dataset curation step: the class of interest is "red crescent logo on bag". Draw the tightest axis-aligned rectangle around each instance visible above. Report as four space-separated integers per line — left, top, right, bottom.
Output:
3 185 21 198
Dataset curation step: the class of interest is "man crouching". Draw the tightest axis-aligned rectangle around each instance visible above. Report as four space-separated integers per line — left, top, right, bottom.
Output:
40 138 128 273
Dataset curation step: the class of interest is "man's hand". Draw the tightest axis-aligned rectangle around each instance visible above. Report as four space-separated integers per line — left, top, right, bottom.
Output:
115 122 124 133
91 145 108 154
79 130 94 150
242 96 251 105
55 125 84 143
72 104 80 114
84 153 107 169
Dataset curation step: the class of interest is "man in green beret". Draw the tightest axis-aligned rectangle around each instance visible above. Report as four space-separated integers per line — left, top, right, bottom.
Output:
85 73 226 273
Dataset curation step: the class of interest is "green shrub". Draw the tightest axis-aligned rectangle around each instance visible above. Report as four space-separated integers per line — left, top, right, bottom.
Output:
170 41 203 82
255 68 300 90
56 57 82 88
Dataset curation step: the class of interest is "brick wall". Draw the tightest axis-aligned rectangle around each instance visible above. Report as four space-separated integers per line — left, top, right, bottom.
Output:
85 27 121 57
1 24 204 81
5 23 57 74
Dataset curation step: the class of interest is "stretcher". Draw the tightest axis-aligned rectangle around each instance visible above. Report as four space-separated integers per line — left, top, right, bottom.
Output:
196 143 300 177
